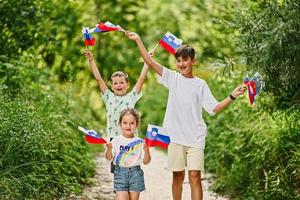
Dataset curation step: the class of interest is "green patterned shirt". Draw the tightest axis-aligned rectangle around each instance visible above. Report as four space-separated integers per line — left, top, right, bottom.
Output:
101 89 142 138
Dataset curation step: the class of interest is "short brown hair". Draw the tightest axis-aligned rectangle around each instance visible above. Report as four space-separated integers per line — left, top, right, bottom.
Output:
175 45 196 60
119 108 140 126
111 71 129 82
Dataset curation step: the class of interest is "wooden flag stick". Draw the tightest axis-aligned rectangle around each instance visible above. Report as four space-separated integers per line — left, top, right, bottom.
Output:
152 42 159 53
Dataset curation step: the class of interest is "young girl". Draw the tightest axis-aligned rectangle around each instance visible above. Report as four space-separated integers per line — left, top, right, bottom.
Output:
105 108 151 200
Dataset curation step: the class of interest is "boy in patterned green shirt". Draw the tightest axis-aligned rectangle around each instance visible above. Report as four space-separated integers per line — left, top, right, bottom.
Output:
84 49 150 172
84 49 149 138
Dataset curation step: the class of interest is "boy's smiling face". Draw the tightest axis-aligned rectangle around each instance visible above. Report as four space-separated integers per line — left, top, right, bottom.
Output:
111 76 129 96
176 56 195 78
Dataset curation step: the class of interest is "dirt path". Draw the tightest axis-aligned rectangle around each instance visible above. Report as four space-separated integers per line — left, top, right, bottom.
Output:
66 149 229 200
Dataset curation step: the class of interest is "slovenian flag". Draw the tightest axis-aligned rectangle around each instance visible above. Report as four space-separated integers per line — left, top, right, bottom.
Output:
82 27 96 46
93 21 124 33
159 32 182 55
145 124 170 149
78 126 107 144
244 72 264 106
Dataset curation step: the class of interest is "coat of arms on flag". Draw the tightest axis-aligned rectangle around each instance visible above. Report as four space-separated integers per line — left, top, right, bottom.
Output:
145 124 170 149
78 126 107 144
244 72 264 106
159 32 183 55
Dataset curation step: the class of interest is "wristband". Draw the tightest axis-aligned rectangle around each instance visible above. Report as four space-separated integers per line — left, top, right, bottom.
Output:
229 94 236 101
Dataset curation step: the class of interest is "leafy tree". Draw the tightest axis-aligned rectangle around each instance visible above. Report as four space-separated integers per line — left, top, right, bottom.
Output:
237 0 300 107
0 0 46 58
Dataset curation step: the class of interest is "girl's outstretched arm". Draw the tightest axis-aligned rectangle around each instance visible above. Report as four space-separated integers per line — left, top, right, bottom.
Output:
84 49 108 94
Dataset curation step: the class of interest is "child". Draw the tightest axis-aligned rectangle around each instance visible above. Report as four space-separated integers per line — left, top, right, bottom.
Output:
105 108 151 200
84 49 150 173
126 31 245 200
84 49 148 139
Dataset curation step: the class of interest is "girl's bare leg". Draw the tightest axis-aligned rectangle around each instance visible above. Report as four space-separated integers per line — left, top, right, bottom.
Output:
116 191 129 200
129 191 140 200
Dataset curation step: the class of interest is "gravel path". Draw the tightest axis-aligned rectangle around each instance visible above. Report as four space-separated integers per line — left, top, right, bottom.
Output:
66 148 229 200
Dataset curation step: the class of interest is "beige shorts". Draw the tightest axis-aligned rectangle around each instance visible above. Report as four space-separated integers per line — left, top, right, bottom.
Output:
167 143 204 171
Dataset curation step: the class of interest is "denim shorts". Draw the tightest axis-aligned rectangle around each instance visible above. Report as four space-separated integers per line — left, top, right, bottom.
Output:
114 165 145 192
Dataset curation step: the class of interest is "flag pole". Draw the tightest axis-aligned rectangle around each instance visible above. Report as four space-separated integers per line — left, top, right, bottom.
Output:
152 42 159 53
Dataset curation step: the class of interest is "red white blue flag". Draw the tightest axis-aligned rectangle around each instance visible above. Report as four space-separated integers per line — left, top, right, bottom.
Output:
244 72 264 106
145 125 170 149
93 21 124 33
82 21 124 46
78 126 107 144
159 32 182 55
82 27 95 46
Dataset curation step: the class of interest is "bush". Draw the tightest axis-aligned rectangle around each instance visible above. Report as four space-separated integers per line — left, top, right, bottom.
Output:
0 53 97 199
0 91 95 199
236 0 300 107
205 96 300 200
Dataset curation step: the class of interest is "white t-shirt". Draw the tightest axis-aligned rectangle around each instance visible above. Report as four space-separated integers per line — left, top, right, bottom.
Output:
157 67 219 149
112 135 144 167
101 89 142 138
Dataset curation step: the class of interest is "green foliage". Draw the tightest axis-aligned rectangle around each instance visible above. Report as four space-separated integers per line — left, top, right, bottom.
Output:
237 0 300 107
205 93 300 199
0 92 95 199
0 0 46 57
1 0 299 199
0 51 98 199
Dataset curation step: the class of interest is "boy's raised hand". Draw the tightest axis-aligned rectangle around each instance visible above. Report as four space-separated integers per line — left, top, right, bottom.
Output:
84 49 94 61
231 85 245 98
125 31 140 41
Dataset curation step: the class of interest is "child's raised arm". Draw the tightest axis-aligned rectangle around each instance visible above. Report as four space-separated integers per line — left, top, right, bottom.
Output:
134 62 149 94
126 31 164 76
134 50 155 94
84 49 108 94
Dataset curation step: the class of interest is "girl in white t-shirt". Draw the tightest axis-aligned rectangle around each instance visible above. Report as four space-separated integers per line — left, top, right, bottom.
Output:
105 108 151 200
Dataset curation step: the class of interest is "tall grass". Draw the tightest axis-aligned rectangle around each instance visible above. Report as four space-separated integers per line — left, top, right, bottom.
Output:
0 55 96 199
0 93 95 199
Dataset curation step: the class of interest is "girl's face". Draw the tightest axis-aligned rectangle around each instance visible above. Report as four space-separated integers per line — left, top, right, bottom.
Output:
120 114 138 138
111 76 129 96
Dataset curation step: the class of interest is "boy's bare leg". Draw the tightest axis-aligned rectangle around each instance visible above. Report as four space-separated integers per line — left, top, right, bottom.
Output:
116 191 129 200
172 171 185 200
129 192 140 200
188 170 203 200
